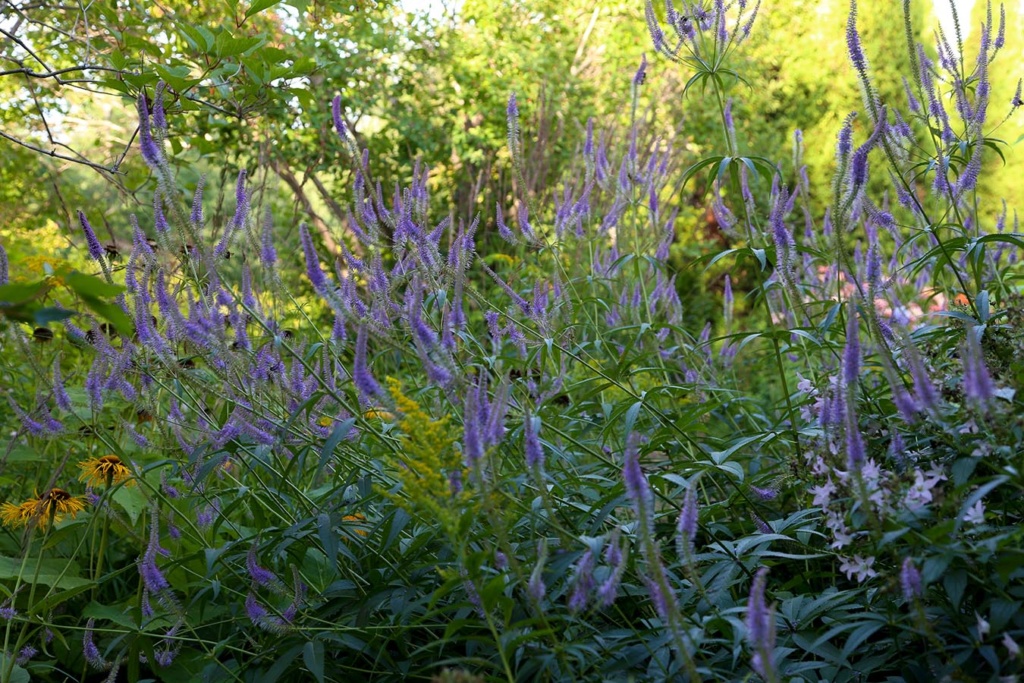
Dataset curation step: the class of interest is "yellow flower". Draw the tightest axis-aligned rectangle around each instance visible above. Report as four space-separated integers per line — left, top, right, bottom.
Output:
0 501 37 527
1 488 88 529
382 378 475 535
318 416 334 428
78 455 133 488
342 514 370 537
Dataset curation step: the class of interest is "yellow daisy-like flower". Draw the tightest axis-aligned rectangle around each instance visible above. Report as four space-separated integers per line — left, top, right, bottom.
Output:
78 455 133 488
317 416 333 428
0 488 88 529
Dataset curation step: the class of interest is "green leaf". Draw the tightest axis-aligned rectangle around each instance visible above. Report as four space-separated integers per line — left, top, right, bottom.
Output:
302 640 325 683
0 658 29 683
83 601 138 628
260 644 303 683
113 484 148 525
80 297 134 337
245 0 284 19
63 271 124 298
33 306 75 324
215 32 265 59
176 21 215 51
943 568 967 610
317 418 355 481
0 556 90 589
31 581 95 615
155 63 199 91
0 280 48 305
317 513 338 568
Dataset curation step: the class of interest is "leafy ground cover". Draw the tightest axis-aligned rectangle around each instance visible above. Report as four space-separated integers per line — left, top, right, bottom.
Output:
1 1 1023 681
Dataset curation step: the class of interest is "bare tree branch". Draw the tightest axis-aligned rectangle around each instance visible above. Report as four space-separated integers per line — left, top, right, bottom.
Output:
0 64 126 80
0 129 124 175
273 162 342 259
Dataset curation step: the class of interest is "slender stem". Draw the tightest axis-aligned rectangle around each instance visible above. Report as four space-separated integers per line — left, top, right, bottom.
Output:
0 532 36 683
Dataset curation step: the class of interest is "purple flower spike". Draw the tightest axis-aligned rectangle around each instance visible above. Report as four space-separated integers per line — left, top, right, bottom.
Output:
332 95 346 138
568 550 596 613
633 53 648 88
724 274 734 324
260 208 277 268
846 417 865 470
724 98 735 140
907 348 939 413
900 558 922 601
597 533 627 607
232 168 249 229
78 210 105 261
153 81 167 131
353 325 381 401
53 362 72 412
137 90 163 168
528 540 548 602
190 176 205 226
837 112 857 160
246 544 279 588
644 0 664 51
643 565 677 621
299 224 329 293
524 414 544 472
138 513 170 594
83 619 108 670
506 91 520 156
846 0 868 76
677 485 699 555
245 593 268 625
623 436 654 537
746 567 776 680
17 645 37 666
963 327 995 406
496 203 516 243
463 387 484 466
516 200 534 241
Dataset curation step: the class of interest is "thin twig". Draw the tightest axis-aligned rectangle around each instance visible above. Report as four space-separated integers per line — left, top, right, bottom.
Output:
0 129 124 175
0 64 125 79
0 26 51 71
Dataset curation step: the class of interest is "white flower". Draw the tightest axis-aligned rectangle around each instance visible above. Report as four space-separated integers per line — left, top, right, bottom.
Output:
963 500 986 525
958 419 979 435
905 470 935 510
810 478 836 508
924 463 947 487
839 555 877 583
1003 633 1021 658
977 612 990 639
862 458 883 483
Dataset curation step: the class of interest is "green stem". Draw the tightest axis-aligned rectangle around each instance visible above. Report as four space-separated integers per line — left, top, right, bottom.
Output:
0 533 35 683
